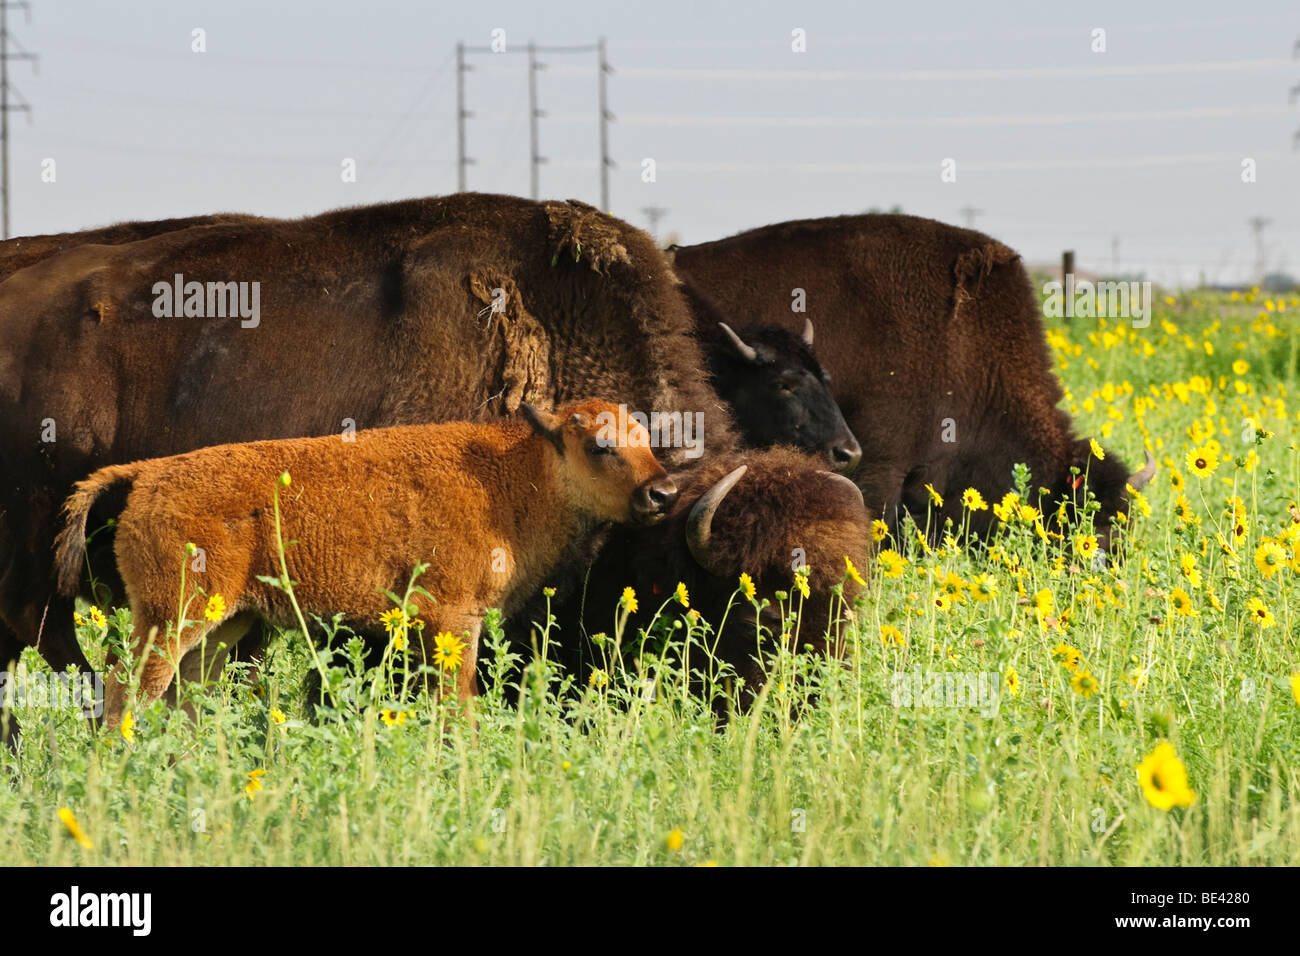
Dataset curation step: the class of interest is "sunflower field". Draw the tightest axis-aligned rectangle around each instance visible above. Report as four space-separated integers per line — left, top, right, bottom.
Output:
3 290 1299 866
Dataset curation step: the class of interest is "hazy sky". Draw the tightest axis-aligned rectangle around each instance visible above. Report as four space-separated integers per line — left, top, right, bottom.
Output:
9 0 1299 285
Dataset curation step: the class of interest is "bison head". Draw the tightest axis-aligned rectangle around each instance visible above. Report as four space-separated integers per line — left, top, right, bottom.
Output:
705 320 862 475
546 447 872 701
522 399 679 526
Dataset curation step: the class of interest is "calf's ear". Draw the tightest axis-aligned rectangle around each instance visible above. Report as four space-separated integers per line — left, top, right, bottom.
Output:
521 403 565 455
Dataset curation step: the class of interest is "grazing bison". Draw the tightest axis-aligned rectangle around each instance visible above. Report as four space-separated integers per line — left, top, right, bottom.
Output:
0 193 849 741
508 446 872 704
54 399 675 728
672 213 1155 547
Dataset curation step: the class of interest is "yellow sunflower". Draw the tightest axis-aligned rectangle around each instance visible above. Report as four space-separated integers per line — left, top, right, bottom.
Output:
880 624 906 647
1169 588 1196 617
844 556 866 587
877 549 907 579
1254 541 1287 579
204 593 226 622
1051 641 1082 673
1185 445 1219 478
432 631 466 670
1245 596 1274 628
969 573 998 601
57 808 94 850
1070 671 1100 698
1136 742 1196 810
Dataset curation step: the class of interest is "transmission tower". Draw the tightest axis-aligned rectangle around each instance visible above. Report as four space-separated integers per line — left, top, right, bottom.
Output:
1 1 37 239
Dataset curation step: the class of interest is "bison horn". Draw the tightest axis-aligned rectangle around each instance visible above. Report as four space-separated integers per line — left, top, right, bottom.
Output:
801 317 815 347
819 471 864 510
1128 449 1157 492
718 323 759 364
686 465 748 575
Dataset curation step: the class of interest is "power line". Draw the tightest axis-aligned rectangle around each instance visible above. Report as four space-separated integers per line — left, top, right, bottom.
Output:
546 104 1291 129
1 0 36 240
547 56 1296 83
454 39 614 210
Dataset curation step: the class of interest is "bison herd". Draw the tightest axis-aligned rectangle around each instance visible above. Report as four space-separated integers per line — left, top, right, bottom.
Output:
0 192 1155 740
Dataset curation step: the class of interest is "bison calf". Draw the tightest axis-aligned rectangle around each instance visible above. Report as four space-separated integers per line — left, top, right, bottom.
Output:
54 399 677 728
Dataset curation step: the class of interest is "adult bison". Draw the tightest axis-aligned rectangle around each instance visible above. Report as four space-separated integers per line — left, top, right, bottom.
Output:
671 213 1155 547
0 193 851 741
506 446 871 708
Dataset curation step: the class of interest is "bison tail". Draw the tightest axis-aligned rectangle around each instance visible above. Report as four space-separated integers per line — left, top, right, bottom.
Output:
54 464 140 598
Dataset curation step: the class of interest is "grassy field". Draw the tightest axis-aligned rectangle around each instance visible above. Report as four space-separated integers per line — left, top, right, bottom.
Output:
4 291 1300 866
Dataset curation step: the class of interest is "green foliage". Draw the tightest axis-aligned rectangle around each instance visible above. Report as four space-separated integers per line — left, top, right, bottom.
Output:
3 291 1298 865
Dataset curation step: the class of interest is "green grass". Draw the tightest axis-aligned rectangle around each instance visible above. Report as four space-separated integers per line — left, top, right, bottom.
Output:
4 291 1299 866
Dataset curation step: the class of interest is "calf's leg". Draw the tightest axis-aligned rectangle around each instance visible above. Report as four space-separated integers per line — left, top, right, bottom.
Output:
103 605 219 731
166 612 261 722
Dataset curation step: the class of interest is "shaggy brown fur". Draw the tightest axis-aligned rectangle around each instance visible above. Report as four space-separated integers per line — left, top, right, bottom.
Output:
0 193 732 733
0 214 266 283
53 399 677 728
672 214 1151 545
512 445 872 702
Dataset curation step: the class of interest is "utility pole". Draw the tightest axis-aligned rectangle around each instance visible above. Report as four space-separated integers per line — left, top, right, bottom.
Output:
1 1 36 240
642 205 668 241
598 36 613 212
527 41 546 200
958 206 981 230
456 39 609 203
1111 235 1120 274
1247 216 1272 286
455 41 474 192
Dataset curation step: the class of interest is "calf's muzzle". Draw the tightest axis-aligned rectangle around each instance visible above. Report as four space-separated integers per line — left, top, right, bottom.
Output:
632 476 679 523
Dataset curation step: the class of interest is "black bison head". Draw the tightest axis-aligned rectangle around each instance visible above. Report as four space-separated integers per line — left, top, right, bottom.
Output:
704 319 862 475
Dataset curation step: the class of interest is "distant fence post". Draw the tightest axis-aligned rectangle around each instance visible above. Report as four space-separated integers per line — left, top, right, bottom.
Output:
1061 250 1075 321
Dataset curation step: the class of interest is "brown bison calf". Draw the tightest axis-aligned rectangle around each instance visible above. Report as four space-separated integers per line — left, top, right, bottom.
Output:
54 399 677 728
